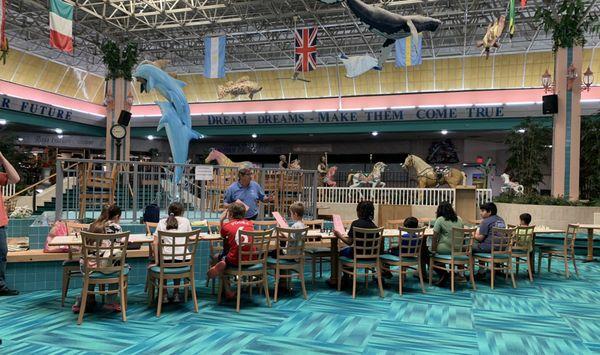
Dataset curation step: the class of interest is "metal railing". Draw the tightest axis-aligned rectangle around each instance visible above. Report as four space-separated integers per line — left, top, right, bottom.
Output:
55 159 319 222
317 187 493 206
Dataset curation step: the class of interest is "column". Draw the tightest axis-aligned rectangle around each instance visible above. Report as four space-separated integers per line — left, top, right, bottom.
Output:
105 78 133 161
551 46 582 200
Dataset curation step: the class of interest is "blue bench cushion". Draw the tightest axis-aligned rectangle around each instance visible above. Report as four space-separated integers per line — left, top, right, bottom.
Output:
89 267 129 279
473 253 510 260
380 254 418 263
149 265 191 274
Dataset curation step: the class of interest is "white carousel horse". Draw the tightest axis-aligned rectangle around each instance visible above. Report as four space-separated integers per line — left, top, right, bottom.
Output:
401 154 466 188
346 162 387 188
500 173 524 194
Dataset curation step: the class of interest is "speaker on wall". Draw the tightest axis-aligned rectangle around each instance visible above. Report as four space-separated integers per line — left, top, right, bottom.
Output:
542 95 558 114
117 110 132 126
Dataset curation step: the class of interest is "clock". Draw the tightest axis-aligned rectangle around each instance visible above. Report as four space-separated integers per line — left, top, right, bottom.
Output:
110 124 127 140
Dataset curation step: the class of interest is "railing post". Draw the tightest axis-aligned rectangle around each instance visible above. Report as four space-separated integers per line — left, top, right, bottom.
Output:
32 190 36 212
132 162 139 222
200 180 206 220
312 171 318 219
55 160 63 220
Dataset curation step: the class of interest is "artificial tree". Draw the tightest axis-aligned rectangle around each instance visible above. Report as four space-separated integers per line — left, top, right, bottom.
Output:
580 115 600 201
505 119 552 194
100 40 139 80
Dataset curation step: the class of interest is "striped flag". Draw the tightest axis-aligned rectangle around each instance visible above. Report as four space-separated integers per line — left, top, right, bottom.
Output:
509 0 516 39
204 35 226 79
0 0 6 49
49 0 73 53
294 27 317 72
395 34 422 67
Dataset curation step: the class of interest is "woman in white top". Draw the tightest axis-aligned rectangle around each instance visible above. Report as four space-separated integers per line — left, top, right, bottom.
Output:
153 202 192 304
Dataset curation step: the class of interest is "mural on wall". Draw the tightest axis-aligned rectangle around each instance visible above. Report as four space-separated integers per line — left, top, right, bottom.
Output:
426 139 460 164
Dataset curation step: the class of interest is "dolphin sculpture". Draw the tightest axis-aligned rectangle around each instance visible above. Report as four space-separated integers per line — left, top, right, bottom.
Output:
133 62 203 185
320 0 441 47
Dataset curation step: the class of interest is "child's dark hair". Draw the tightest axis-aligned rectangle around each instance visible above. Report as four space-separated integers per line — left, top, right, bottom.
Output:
356 200 374 220
290 202 305 218
480 202 498 216
436 201 458 222
166 202 184 230
519 213 532 226
403 217 419 228
228 202 246 219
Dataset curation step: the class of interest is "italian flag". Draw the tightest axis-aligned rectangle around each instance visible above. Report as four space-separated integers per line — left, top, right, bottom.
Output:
49 0 73 53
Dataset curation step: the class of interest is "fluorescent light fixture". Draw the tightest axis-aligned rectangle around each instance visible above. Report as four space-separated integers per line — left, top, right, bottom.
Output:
517 129 526 134
474 103 503 107
57 135 63 139
338 108 359 112
17 137 23 142
534 101 543 105
0 119 6 125
441 130 448 135
545 144 553 148
244 111 265 115
54 128 63 134
445 104 473 108
224 112 244 115
505 101 536 106
371 131 379 136
314 109 334 112
363 107 388 111
132 114 162 118
147 135 155 140
251 133 258 138
290 109 313 113
581 99 600 103
417 105 444 108
202 112 222 115
390 105 416 109
267 110 289 114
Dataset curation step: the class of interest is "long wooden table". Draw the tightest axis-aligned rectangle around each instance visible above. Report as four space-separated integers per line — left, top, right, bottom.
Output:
578 224 600 262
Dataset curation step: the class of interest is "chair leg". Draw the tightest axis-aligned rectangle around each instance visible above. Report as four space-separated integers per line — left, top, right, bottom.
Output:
352 267 357 299
337 262 342 291
548 253 552 272
61 269 70 307
319 257 323 278
274 268 280 303
121 278 127 322
299 266 308 300
236 276 242 313
527 256 534 282
263 273 271 308
516 260 520 276
217 276 224 305
537 250 543 274
564 254 570 278
398 266 404 296
376 264 384 298
428 259 433 286
572 253 579 277
469 259 477 291
191 275 199 313
77 281 89 325
147 275 154 306
156 277 164 317
510 263 517 289
312 257 316 289
450 263 455 293
490 263 495 290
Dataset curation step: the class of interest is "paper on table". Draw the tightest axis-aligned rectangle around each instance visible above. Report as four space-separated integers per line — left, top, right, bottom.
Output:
272 212 289 228
332 214 345 235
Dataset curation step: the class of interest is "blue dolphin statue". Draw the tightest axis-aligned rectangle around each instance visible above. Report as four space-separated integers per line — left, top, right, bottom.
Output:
133 62 203 185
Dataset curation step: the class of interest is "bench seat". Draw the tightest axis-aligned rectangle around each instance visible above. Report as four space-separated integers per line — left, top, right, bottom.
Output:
7 247 150 263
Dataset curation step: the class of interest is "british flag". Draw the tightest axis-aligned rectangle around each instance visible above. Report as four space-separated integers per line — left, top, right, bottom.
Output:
294 27 318 72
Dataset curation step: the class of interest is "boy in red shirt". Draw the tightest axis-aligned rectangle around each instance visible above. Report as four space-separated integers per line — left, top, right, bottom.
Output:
0 152 20 296
207 203 254 299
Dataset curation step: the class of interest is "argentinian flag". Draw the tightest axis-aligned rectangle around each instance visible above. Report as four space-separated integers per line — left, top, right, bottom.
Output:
204 36 226 79
395 34 423 68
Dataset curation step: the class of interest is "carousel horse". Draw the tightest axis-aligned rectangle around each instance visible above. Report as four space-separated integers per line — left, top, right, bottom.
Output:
401 154 466 188
347 162 387 188
500 173 524 195
204 148 255 168
289 159 302 170
324 166 338 187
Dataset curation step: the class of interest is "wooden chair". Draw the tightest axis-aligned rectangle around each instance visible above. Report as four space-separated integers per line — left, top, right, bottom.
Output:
78 163 120 219
143 222 159 292
267 227 310 302
429 227 477 293
337 227 385 299
538 224 579 278
206 221 223 294
78 231 130 325
511 225 535 281
473 227 517 289
61 221 90 307
380 227 426 295
303 219 330 287
218 229 273 312
147 230 200 317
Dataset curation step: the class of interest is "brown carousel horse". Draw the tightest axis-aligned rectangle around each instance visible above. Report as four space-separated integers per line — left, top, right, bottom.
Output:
401 154 466 188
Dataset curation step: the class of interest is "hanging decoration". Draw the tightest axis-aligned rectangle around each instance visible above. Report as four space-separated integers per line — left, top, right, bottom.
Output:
0 0 7 64
521 0 527 9
294 27 318 72
339 53 380 78
217 76 263 100
49 0 73 53
203 35 226 79
476 15 506 58
395 34 422 67
509 0 516 39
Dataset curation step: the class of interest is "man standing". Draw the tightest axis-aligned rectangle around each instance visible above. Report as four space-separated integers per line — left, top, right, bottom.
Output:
223 168 272 220
0 152 20 296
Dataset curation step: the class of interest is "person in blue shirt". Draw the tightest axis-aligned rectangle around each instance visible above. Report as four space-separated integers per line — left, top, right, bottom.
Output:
223 168 273 220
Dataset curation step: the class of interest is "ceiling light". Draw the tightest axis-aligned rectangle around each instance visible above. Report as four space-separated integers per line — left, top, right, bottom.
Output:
418 105 444 108
251 133 258 139
17 137 23 142
363 107 388 111
390 106 416 109
505 101 535 106
147 135 155 140
445 104 473 108
54 128 63 134
441 130 448 135
474 103 503 107
371 131 379 136
0 119 7 125
57 135 63 139
517 129 526 134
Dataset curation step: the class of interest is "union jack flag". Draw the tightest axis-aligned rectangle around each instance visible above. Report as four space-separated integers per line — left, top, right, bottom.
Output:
294 27 317 72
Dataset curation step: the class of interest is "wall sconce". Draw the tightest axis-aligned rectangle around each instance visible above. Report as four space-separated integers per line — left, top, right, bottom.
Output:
541 69 555 93
566 64 578 90
582 66 594 92
542 66 594 93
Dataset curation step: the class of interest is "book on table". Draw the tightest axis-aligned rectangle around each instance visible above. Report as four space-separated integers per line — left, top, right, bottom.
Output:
272 212 289 228
332 214 345 235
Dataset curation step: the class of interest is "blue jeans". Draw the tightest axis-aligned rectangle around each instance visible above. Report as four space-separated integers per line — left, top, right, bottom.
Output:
0 227 7 290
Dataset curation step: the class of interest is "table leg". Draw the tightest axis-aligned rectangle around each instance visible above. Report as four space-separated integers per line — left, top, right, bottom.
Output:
329 237 339 285
584 229 596 263
530 234 536 274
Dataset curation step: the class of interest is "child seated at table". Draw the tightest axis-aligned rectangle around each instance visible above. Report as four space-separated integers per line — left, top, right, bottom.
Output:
519 213 532 227
334 200 378 259
152 202 192 304
386 217 429 279
207 203 254 299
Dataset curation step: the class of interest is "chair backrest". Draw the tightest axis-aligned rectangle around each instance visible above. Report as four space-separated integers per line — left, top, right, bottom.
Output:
207 221 223 254
351 227 384 260
450 227 476 257
253 220 277 230
156 230 200 268
66 221 90 234
490 227 515 255
145 222 158 236
236 228 274 270
304 219 325 230
564 224 579 252
513 225 535 253
274 226 309 260
396 226 426 259
80 231 129 275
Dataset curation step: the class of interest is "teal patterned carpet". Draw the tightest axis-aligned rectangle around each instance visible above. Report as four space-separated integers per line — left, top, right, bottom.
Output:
1 260 600 354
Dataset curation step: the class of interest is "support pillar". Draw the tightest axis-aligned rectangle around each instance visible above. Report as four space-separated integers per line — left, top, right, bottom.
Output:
551 47 582 200
105 78 133 161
